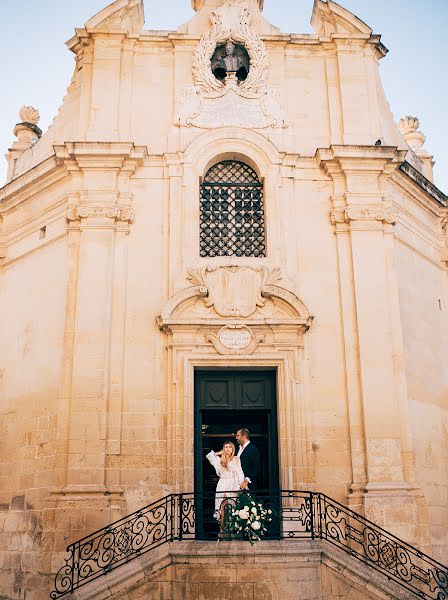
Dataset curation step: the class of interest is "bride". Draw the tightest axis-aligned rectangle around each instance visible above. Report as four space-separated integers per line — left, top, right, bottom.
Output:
206 441 245 531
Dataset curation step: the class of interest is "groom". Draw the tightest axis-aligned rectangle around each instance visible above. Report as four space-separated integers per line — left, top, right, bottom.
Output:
235 428 261 491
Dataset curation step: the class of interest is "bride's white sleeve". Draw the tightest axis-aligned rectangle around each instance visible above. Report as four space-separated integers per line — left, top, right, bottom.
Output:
235 456 245 484
206 451 223 477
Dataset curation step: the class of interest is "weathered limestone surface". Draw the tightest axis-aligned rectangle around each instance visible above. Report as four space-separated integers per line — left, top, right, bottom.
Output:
65 540 420 600
0 0 447 597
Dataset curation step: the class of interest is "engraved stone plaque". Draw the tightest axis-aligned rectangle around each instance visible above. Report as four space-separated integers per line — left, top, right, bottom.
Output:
218 326 252 350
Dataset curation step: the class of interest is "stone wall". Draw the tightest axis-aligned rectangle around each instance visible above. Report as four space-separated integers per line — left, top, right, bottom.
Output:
0 1 447 598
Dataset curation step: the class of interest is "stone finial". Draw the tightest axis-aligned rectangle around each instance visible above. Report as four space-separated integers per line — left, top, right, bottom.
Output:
13 105 42 144
19 106 40 125
398 116 426 151
398 115 435 182
6 106 43 182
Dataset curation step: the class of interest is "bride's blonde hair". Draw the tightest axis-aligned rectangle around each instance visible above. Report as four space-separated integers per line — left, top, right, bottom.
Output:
221 441 235 469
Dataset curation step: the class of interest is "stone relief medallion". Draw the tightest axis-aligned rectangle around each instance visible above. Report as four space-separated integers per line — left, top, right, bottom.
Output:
175 0 287 129
187 265 282 318
206 325 265 355
218 325 252 349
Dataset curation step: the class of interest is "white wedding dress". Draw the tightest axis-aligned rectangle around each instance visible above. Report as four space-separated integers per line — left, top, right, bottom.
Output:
206 451 246 519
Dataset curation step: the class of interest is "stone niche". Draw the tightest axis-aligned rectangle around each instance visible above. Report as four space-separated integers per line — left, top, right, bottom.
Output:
176 0 286 128
156 265 313 491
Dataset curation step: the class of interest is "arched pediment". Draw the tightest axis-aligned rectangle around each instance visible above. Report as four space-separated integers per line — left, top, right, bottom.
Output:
85 0 144 33
311 0 372 37
156 266 313 331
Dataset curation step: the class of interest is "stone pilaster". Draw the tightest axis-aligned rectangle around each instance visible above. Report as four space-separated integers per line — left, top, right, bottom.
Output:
318 145 428 546
49 143 146 540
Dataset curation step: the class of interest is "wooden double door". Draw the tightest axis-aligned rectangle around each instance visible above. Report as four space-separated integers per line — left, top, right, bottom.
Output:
194 369 279 538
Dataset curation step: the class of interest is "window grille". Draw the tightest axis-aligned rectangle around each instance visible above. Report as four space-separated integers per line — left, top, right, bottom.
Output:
200 160 266 257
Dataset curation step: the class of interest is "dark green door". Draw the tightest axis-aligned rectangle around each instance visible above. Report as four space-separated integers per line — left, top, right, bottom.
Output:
194 369 279 539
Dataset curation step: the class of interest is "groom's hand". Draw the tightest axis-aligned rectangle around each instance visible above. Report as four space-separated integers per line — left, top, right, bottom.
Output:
240 480 249 490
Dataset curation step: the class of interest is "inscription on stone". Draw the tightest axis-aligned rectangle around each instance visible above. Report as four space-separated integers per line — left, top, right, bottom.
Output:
218 327 252 350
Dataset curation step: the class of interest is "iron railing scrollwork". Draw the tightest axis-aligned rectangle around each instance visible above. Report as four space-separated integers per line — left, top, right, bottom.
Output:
51 491 448 600
50 494 176 598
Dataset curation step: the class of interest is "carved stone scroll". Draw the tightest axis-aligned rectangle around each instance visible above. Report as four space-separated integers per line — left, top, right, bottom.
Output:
66 204 135 232
330 207 397 226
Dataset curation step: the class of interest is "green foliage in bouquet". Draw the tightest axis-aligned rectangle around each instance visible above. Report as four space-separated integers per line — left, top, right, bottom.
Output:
226 492 273 544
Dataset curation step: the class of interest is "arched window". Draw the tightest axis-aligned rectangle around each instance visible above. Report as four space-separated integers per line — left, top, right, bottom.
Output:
199 160 266 258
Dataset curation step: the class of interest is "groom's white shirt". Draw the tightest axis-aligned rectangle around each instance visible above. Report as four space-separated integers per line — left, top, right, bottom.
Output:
237 440 250 457
237 440 251 483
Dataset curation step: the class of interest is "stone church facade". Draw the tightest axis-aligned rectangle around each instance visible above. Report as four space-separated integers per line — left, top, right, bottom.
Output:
0 0 447 597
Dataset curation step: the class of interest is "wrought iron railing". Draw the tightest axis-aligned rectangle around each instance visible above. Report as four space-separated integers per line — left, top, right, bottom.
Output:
51 491 448 599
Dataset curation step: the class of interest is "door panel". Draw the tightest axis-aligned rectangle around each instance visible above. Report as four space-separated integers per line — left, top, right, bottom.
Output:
237 373 273 409
199 374 236 410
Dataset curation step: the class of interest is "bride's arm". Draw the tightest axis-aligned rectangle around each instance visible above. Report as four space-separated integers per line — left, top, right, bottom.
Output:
206 450 223 475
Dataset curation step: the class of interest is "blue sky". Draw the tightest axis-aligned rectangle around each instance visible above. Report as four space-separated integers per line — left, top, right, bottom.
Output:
0 0 447 191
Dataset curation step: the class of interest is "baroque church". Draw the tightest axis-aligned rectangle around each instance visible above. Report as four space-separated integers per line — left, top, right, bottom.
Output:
0 0 447 598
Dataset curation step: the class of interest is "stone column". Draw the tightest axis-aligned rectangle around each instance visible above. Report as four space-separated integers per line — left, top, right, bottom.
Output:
318 145 428 544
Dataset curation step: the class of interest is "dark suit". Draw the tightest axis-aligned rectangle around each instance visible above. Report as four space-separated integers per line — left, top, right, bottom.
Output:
239 442 261 491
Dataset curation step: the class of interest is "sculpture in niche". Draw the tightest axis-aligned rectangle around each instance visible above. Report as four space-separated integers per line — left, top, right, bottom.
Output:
175 1 287 129
211 41 250 82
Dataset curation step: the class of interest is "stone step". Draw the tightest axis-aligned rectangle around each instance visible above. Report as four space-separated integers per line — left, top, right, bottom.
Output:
71 540 419 600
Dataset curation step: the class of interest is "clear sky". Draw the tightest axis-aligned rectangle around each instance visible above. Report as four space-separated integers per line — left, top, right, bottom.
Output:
0 0 447 191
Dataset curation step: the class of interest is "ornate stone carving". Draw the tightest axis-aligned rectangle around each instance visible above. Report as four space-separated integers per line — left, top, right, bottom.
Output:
157 264 313 333
187 265 281 318
206 325 265 355
175 1 286 129
330 208 397 226
66 205 135 228
398 116 426 151
19 106 40 125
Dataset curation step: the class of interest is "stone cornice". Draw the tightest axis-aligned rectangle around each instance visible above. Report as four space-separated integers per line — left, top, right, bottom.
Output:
316 145 406 175
54 142 148 174
0 156 67 210
398 162 447 208
68 28 384 54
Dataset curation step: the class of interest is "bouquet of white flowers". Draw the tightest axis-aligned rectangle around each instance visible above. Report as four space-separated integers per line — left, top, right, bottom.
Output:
226 492 273 544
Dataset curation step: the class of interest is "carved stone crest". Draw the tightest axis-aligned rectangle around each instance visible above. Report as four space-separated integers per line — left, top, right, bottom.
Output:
187 265 282 318
175 1 286 129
